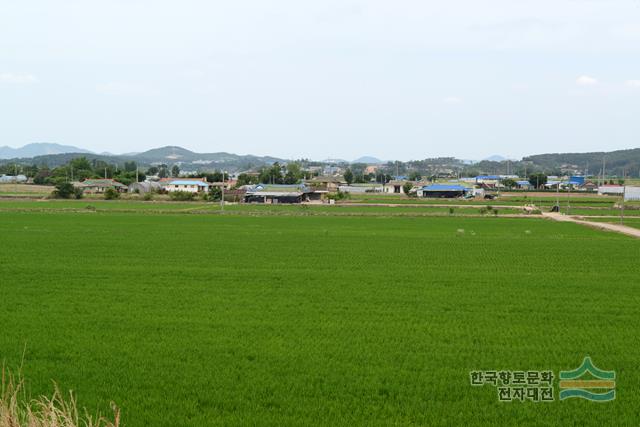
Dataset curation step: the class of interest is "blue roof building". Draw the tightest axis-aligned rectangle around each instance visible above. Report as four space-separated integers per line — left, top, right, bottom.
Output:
419 184 469 198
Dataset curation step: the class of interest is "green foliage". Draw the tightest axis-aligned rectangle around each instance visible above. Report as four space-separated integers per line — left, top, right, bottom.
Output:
408 171 422 181
343 169 354 185
51 182 83 199
0 212 637 425
327 190 350 201
171 165 180 177
402 182 414 196
258 162 285 184
143 192 154 201
169 191 195 201
528 173 548 188
202 171 229 183
124 161 138 172
501 178 517 189
103 188 120 200
236 173 258 187
208 186 222 202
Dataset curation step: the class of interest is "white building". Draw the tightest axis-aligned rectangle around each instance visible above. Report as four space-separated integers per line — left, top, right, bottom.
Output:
624 186 640 201
598 185 624 196
162 179 210 193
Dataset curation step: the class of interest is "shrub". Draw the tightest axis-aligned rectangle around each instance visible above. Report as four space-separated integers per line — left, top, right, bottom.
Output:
328 190 350 201
51 183 83 199
208 187 222 202
104 188 120 200
169 191 195 201
448 207 454 215
143 192 154 201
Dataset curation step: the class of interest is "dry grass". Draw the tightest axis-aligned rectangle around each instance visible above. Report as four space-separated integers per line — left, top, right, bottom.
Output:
0 366 119 427
0 184 52 195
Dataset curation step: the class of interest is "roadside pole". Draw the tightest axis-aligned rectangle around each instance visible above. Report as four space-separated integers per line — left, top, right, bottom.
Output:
621 186 625 225
220 170 225 211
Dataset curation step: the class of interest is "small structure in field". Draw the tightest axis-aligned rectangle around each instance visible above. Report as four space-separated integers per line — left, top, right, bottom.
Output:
78 179 127 193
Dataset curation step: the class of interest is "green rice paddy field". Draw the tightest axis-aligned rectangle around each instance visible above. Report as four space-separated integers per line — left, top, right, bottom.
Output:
1 206 639 426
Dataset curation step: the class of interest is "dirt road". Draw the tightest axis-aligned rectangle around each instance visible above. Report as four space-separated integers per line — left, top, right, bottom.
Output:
543 212 640 239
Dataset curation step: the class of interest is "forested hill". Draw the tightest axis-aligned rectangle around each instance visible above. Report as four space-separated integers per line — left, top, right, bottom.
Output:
523 148 640 176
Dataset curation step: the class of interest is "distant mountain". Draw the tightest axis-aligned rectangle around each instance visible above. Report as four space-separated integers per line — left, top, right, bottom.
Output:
0 143 92 159
131 146 284 168
352 156 383 164
321 158 349 164
523 148 640 176
0 145 286 172
483 154 507 162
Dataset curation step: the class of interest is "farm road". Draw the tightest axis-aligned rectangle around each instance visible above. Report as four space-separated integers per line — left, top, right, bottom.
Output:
543 212 640 239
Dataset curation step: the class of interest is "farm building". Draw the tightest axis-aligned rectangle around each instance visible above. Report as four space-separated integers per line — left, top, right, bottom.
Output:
417 184 469 198
128 181 162 193
306 176 345 191
0 174 28 183
598 185 624 196
244 184 321 204
78 179 127 193
516 180 533 189
624 186 640 201
383 180 409 194
161 178 210 193
338 184 383 193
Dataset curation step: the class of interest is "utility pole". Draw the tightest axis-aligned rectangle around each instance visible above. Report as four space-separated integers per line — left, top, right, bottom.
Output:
220 170 225 211
621 169 626 224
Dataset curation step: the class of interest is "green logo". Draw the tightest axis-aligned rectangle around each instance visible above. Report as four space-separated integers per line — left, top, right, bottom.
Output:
559 357 615 402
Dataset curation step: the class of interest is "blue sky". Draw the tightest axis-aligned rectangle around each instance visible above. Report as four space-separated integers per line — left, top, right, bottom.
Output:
1 0 640 160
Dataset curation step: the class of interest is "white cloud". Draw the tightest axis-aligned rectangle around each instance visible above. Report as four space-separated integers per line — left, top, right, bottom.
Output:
626 80 640 88
576 75 598 86
0 72 38 84
443 96 463 105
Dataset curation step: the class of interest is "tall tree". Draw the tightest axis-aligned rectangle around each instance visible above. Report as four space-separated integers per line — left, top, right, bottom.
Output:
343 168 354 185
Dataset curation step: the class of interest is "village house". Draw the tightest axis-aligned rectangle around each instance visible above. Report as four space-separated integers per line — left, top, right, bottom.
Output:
161 177 210 193
305 176 345 192
162 178 210 193
244 184 322 204
77 179 127 194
